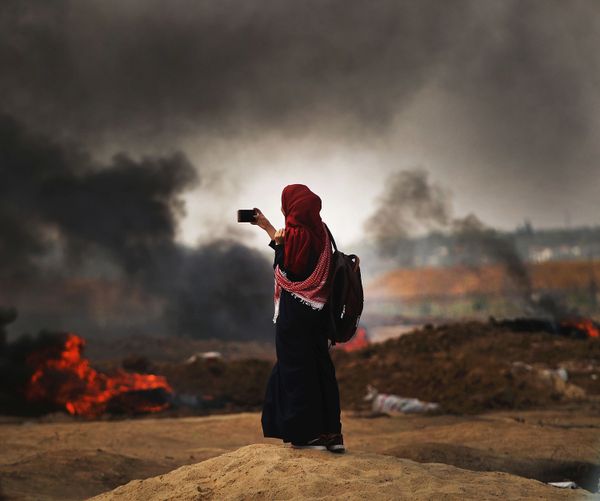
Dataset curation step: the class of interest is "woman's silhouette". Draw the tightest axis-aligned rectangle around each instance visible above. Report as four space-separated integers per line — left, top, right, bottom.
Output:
252 184 344 452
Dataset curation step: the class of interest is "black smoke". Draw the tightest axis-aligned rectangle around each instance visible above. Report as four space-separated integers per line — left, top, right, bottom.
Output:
2 0 598 334
365 168 589 318
0 307 17 351
365 169 534 303
1 0 598 178
364 169 451 264
0 115 274 340
0 113 197 278
0 0 467 143
451 215 532 303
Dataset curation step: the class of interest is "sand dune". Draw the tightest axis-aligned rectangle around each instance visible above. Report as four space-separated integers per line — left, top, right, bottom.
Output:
90 443 586 501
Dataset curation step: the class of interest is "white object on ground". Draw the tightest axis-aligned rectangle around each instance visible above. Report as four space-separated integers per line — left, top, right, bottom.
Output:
555 367 568 382
547 481 578 489
364 384 440 414
184 351 223 364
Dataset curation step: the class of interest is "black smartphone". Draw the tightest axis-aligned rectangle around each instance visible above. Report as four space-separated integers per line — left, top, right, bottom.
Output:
237 209 257 223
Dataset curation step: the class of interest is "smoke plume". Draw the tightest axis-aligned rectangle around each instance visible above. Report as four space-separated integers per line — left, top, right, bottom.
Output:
1 0 598 176
0 115 273 340
451 215 532 302
364 169 451 261
365 169 533 301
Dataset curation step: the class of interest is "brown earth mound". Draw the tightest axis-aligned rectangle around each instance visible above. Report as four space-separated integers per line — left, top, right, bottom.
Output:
25 321 595 418
331 321 600 414
140 321 600 416
86 334 276 364
367 259 600 300
161 357 273 413
89 443 584 501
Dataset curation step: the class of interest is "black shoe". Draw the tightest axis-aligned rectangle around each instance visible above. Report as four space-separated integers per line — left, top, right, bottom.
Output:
291 435 328 450
325 433 345 453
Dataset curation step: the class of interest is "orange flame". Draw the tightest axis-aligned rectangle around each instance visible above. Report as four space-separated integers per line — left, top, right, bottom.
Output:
568 319 600 338
336 327 370 352
26 333 172 417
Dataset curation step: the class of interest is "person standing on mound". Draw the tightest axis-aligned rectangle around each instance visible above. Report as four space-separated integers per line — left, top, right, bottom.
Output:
251 184 345 453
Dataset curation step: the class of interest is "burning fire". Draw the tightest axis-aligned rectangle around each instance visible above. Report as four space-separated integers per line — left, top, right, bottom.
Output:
25 333 172 417
336 326 370 352
561 318 600 338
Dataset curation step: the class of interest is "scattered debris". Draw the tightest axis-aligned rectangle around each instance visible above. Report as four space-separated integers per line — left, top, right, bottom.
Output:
510 362 586 399
184 352 223 364
363 384 440 414
547 481 578 489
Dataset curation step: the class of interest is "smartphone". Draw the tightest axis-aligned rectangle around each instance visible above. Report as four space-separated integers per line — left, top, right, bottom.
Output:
237 209 257 223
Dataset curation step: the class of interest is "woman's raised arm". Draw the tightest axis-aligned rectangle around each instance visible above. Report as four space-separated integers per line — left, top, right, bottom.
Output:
251 208 277 241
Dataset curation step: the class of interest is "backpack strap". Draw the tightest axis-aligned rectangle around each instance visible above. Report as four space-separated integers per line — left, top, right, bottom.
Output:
324 223 338 252
324 223 360 271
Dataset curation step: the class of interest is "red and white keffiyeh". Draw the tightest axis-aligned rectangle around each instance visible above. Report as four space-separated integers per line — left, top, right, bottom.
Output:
273 222 332 323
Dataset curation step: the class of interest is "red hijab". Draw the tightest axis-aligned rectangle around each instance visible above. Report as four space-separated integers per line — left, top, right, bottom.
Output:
281 184 326 276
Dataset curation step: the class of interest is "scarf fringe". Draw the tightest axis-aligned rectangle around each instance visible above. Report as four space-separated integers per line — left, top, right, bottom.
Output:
290 292 326 310
272 293 325 323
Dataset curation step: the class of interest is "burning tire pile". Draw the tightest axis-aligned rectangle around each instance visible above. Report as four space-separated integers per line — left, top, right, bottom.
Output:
0 331 173 417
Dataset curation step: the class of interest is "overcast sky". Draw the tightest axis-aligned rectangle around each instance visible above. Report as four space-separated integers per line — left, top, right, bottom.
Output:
2 0 599 250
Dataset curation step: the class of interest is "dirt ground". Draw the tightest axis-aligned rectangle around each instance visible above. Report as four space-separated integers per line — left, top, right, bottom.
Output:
1 404 599 500
4 321 598 419
2 322 599 499
96 321 600 418
332 322 600 413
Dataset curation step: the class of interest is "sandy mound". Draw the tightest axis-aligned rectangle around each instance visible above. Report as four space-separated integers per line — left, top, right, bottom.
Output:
90 444 584 501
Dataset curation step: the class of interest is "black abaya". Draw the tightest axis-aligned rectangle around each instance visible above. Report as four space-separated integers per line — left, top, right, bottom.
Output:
261 239 342 443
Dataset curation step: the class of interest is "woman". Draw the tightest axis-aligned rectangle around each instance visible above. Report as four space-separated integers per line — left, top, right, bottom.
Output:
252 184 344 452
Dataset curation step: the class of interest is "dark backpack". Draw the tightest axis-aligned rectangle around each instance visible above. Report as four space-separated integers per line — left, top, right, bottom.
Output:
324 224 364 346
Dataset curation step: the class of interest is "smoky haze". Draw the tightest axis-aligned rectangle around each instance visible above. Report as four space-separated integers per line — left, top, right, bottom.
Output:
0 0 466 143
2 1 599 161
365 169 582 318
365 169 531 293
1 0 599 338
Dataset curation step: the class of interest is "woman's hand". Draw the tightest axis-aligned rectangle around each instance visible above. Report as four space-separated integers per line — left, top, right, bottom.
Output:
274 228 285 245
251 208 276 240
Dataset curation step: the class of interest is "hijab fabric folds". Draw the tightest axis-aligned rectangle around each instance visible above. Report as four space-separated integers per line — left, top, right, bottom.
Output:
273 184 332 322
281 184 326 275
